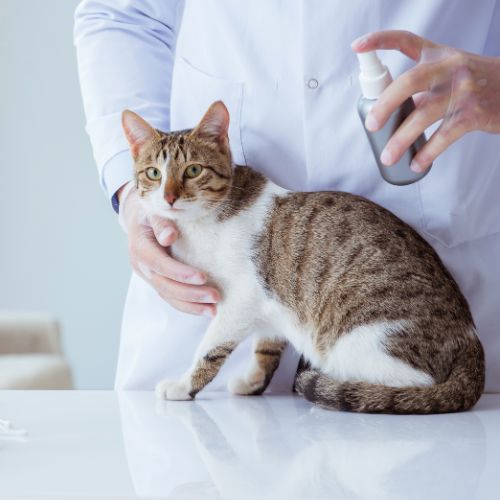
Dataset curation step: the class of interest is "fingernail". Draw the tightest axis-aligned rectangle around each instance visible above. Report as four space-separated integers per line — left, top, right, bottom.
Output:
352 35 368 49
159 227 175 244
365 113 379 131
410 159 422 172
380 148 393 166
185 273 206 285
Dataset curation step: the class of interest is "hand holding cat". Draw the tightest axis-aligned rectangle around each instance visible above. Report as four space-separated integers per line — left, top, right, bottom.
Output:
118 184 220 317
352 30 500 172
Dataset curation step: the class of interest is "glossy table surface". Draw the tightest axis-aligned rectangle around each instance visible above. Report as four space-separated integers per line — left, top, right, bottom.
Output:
0 391 498 499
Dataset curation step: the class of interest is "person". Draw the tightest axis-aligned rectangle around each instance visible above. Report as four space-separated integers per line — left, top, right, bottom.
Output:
74 0 500 394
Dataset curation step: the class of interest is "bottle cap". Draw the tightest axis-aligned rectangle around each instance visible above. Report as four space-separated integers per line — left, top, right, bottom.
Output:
357 51 393 99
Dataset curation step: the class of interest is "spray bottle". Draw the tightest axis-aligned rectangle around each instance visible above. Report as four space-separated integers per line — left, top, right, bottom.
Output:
357 51 431 185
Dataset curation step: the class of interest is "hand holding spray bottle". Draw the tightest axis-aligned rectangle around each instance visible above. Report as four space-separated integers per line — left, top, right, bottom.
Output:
357 51 431 185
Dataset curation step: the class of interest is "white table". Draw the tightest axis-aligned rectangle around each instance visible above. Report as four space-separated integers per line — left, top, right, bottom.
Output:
0 391 498 499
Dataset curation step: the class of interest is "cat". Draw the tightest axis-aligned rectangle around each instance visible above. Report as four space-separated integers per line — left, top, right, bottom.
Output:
121 100 485 414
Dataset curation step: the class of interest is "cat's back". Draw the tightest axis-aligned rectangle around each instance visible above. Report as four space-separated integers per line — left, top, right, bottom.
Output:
253 188 472 331
254 188 434 280
259 189 424 253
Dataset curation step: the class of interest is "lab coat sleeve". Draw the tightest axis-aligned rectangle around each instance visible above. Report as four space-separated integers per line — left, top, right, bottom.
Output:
484 0 500 56
74 0 180 211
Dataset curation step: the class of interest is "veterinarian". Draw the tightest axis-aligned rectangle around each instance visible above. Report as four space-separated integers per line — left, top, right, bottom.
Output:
74 0 500 393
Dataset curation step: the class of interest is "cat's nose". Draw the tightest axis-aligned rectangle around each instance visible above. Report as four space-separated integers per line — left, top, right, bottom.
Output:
165 192 177 206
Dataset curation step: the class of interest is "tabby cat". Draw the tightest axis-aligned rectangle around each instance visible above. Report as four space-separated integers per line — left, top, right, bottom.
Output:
121 100 485 414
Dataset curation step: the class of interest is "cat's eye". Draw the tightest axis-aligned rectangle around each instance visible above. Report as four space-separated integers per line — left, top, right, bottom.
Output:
184 164 203 179
146 167 162 181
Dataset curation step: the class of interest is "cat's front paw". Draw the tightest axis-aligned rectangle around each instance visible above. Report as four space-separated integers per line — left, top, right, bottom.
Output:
155 379 193 401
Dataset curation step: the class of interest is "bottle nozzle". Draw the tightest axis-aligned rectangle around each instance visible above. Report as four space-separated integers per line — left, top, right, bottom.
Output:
357 50 393 99
357 51 384 76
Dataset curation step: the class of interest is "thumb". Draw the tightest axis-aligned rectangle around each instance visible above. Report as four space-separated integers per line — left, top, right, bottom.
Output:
148 215 178 247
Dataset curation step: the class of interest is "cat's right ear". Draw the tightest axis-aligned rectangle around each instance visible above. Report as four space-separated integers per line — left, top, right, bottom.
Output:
122 110 156 158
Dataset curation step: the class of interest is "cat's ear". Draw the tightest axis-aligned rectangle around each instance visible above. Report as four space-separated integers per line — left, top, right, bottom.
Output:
122 110 157 158
192 101 230 148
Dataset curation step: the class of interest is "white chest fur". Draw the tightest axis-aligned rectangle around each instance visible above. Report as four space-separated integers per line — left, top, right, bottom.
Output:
171 181 285 302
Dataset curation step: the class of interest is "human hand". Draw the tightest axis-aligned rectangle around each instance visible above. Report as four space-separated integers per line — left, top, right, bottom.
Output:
118 183 220 317
352 30 500 172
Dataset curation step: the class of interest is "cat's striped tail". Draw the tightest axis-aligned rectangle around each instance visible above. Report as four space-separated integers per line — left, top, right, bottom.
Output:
294 339 485 414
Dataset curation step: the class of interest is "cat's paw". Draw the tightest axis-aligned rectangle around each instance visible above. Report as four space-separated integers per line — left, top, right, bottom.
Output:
155 379 193 401
228 374 266 396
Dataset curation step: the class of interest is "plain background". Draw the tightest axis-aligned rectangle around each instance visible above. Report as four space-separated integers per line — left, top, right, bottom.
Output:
0 1 131 388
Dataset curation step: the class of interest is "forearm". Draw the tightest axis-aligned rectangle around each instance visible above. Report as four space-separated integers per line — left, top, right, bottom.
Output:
74 0 181 210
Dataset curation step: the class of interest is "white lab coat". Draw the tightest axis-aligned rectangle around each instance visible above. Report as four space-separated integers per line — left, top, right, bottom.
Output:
74 0 500 393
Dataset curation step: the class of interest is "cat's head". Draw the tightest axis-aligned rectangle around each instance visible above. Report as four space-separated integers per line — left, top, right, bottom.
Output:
122 101 233 220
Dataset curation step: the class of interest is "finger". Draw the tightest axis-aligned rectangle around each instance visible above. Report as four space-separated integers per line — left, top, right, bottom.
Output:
148 215 178 247
168 298 217 317
351 30 432 61
130 228 206 285
365 63 438 131
149 271 221 304
410 117 470 172
147 250 206 285
380 94 446 166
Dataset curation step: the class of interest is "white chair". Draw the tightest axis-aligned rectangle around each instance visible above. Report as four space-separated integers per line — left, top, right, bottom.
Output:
0 311 73 389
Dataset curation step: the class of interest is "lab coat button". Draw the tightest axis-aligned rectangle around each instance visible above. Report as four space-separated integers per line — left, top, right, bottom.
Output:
307 78 319 89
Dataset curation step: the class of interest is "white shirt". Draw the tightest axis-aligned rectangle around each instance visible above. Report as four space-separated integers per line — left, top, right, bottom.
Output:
75 0 500 392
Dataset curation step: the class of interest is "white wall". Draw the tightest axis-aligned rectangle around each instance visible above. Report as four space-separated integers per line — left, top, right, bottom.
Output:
0 1 131 388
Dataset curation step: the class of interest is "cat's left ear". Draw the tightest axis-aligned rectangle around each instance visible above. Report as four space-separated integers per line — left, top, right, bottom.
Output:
122 110 157 158
192 100 230 150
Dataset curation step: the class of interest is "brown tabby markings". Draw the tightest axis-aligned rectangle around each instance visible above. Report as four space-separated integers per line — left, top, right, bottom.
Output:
253 190 484 413
188 341 237 399
134 128 233 204
216 166 267 221
254 192 471 348
244 338 287 395
127 102 484 414
295 337 485 414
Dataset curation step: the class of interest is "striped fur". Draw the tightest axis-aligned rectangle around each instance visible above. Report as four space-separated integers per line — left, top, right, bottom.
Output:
123 101 485 414
294 337 484 414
